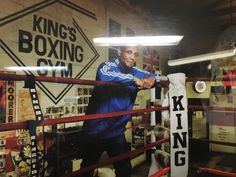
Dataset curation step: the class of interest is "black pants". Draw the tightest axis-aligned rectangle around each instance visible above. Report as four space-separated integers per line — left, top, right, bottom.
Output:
79 134 132 177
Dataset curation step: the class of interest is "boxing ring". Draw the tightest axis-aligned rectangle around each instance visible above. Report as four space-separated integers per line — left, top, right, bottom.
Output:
0 72 236 177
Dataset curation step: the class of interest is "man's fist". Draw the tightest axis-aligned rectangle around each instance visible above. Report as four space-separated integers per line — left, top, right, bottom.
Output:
133 76 144 88
134 76 156 89
143 77 156 89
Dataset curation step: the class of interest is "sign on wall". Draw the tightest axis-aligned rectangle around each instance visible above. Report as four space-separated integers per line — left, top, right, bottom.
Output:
0 0 100 104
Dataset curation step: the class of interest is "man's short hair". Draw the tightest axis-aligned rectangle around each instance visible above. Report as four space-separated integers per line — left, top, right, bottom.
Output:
119 45 140 52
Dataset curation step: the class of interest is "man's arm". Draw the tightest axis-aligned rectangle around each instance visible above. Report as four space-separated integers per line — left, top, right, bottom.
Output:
97 62 142 87
132 67 160 88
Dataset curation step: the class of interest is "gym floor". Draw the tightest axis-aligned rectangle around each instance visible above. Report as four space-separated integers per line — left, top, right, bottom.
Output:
131 152 236 177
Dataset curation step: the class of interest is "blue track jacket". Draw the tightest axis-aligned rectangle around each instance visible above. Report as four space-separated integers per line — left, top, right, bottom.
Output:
82 58 160 139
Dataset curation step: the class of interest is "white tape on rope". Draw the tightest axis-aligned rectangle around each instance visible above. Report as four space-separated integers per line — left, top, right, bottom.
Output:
168 73 188 177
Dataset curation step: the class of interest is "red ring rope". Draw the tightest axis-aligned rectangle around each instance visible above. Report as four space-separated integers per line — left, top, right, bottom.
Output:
196 166 236 177
3 72 236 85
0 106 168 131
150 166 236 177
1 105 236 132
41 106 169 126
188 105 236 112
186 76 236 82
0 73 119 86
190 137 236 147
0 121 28 131
149 167 170 177
0 73 169 87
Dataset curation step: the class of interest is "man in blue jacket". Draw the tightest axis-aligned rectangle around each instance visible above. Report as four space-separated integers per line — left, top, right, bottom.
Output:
80 46 160 177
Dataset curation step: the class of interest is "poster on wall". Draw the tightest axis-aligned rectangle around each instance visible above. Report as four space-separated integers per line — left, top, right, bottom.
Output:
18 90 41 121
0 71 16 138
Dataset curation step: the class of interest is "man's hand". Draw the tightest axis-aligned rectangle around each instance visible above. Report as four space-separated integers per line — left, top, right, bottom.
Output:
134 76 156 89
133 76 144 88
143 77 156 89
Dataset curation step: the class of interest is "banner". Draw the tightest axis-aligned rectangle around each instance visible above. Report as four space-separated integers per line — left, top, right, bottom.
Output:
0 71 16 138
6 80 16 123
168 73 188 177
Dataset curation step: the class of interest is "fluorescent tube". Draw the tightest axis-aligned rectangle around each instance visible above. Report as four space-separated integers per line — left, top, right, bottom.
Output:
168 48 236 66
93 36 183 46
5 66 68 71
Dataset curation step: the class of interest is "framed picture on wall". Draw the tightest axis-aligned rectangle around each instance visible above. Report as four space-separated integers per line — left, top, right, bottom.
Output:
18 89 40 121
126 27 135 36
109 18 121 37
109 18 121 59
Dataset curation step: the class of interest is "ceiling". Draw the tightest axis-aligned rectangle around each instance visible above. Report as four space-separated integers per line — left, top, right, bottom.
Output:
116 0 236 77
130 0 236 31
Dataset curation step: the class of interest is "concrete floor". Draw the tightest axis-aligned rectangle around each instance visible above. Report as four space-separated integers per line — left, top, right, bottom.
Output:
131 152 236 177
132 161 151 177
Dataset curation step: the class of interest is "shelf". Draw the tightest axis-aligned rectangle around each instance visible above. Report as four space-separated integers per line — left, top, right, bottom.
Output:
44 127 83 175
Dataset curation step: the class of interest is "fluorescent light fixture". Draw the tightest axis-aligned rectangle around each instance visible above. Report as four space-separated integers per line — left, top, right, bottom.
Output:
5 66 68 71
168 48 236 66
93 36 183 46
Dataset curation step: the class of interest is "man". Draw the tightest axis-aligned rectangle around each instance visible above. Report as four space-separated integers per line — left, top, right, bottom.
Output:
80 46 160 177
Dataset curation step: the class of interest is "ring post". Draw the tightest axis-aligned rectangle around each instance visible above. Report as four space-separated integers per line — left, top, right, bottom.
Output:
168 73 188 177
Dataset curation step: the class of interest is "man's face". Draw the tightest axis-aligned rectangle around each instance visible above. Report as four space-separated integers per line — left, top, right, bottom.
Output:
119 46 139 68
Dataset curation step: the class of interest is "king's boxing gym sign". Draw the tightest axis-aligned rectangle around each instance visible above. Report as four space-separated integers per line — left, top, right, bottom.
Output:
168 73 189 177
0 0 99 104
19 14 83 78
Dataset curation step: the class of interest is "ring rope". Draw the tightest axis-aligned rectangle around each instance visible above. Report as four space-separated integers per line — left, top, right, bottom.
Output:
190 137 236 147
2 73 236 86
0 72 119 86
40 106 169 126
188 105 236 112
0 106 168 131
62 138 169 177
2 72 236 96
149 166 236 177
0 72 169 87
149 167 170 177
1 104 236 131
186 76 236 82
195 166 236 177
0 121 28 131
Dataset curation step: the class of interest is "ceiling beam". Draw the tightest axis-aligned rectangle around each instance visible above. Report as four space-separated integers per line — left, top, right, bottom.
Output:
211 6 236 17
203 0 229 9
